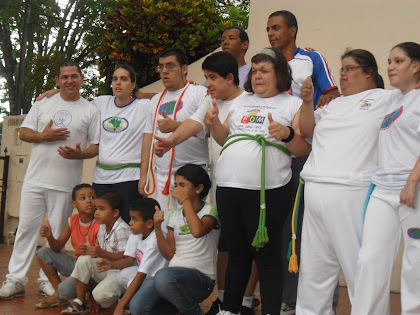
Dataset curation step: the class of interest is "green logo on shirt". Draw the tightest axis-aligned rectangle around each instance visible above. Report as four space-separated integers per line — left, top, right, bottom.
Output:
179 224 191 235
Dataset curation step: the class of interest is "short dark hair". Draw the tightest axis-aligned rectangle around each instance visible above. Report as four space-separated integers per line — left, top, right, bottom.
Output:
224 26 249 43
244 47 292 93
392 42 420 62
341 49 384 88
56 60 82 77
72 183 94 201
175 164 211 200
129 198 160 221
269 10 298 39
202 52 239 86
159 47 188 66
96 190 124 212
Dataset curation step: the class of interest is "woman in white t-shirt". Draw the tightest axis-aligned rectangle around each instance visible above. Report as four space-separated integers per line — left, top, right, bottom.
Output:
352 42 420 315
296 49 389 315
38 64 149 224
129 163 219 314
204 47 311 315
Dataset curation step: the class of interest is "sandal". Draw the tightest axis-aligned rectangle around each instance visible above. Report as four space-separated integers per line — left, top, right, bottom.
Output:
35 297 68 308
61 299 87 314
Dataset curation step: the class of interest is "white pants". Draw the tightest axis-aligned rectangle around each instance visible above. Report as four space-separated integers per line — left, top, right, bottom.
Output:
71 255 125 308
7 183 73 285
155 171 181 234
296 183 367 315
352 186 420 315
117 265 138 289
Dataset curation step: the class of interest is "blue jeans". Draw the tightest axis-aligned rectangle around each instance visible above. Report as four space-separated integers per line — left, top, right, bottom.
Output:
129 267 215 315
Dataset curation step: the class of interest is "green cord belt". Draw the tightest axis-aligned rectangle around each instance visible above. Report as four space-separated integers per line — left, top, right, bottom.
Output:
220 133 291 249
96 161 141 170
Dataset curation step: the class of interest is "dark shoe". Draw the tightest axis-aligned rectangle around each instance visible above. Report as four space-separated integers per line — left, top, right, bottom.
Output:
206 298 222 315
240 305 255 315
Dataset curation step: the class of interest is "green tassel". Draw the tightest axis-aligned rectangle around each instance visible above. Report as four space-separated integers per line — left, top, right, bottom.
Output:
252 225 269 249
287 240 293 261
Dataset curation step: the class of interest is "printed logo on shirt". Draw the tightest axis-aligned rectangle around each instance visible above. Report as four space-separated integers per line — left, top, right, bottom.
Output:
407 228 420 240
136 249 144 264
179 224 191 235
53 110 72 127
159 100 184 116
241 109 266 124
380 106 403 130
358 99 372 110
103 117 129 133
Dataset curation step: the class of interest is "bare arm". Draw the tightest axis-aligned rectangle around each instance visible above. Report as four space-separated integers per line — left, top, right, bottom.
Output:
154 119 203 157
287 109 312 157
96 256 135 272
19 121 70 143
114 272 147 314
182 200 217 238
139 133 153 196
400 156 420 208
299 77 316 138
153 207 176 260
40 218 71 252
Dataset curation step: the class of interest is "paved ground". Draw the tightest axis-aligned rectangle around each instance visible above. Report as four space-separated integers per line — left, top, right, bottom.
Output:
0 244 402 314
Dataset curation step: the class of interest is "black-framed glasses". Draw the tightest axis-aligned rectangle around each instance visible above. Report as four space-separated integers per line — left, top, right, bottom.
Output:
339 65 367 74
157 63 182 72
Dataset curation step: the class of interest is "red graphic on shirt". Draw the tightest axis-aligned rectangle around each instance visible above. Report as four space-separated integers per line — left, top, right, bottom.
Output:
136 249 143 265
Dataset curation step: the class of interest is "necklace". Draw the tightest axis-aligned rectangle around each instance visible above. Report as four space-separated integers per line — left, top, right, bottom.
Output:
78 217 94 240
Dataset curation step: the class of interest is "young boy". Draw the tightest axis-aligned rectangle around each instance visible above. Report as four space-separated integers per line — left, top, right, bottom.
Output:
61 189 131 314
97 198 168 315
35 183 100 309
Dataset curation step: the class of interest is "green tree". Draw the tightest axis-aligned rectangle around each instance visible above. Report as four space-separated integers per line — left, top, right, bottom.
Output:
216 0 250 29
0 0 115 115
98 0 232 92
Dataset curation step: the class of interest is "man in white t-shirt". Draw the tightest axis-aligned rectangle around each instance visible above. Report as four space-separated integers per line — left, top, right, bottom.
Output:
0 60 100 300
139 48 208 227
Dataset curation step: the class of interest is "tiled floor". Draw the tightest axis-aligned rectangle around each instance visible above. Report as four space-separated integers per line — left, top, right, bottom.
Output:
0 244 401 314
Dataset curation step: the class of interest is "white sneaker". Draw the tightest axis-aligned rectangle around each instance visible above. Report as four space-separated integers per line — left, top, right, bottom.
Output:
281 303 295 315
0 279 25 300
38 280 55 296
216 311 239 315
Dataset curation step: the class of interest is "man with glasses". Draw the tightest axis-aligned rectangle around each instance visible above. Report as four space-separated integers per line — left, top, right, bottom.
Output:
139 48 208 230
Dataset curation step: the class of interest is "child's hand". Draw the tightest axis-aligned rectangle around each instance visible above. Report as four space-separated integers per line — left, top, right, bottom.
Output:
40 218 52 238
79 235 90 255
400 180 418 208
301 77 314 103
154 206 164 230
88 239 102 258
171 180 196 204
96 258 111 273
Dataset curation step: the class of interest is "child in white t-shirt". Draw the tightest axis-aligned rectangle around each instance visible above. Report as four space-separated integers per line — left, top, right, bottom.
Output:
100 198 168 315
129 164 220 314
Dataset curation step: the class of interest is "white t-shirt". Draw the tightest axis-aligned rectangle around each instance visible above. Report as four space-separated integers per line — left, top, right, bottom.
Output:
167 203 219 280
238 64 251 89
372 89 420 190
215 92 301 189
300 89 394 186
190 92 248 171
21 93 100 192
91 96 149 184
123 230 167 277
145 85 209 173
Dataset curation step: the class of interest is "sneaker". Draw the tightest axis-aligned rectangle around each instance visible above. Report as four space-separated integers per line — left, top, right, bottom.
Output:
0 279 25 300
216 311 238 315
281 303 295 315
38 280 55 296
206 298 222 315
240 305 255 315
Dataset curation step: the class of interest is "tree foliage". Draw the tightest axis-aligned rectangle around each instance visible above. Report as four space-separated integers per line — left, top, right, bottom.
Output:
0 0 115 114
98 0 232 92
216 0 250 29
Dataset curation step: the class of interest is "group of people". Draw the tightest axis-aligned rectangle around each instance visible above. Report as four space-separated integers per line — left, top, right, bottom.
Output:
0 8 418 315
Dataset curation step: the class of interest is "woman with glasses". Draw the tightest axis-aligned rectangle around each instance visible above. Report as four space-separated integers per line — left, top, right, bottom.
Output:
352 42 420 315
296 49 393 315
204 47 311 315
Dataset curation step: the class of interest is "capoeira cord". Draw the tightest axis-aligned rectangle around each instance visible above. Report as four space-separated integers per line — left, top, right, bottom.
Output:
287 177 304 273
145 82 190 202
220 133 291 249
363 183 376 222
96 162 141 170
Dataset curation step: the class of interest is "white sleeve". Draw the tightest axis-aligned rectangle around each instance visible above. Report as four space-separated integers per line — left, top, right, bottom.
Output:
20 102 40 131
87 106 101 144
123 234 138 258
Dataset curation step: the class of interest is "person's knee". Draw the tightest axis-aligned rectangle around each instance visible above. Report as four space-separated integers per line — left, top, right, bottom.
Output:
92 287 117 308
129 297 153 315
154 269 173 294
58 278 76 300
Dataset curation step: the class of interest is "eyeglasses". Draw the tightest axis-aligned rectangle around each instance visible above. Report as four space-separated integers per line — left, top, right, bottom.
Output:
339 65 367 74
157 63 182 72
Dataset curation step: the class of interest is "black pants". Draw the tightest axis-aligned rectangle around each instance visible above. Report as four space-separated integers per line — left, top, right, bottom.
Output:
217 184 292 315
93 180 142 224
